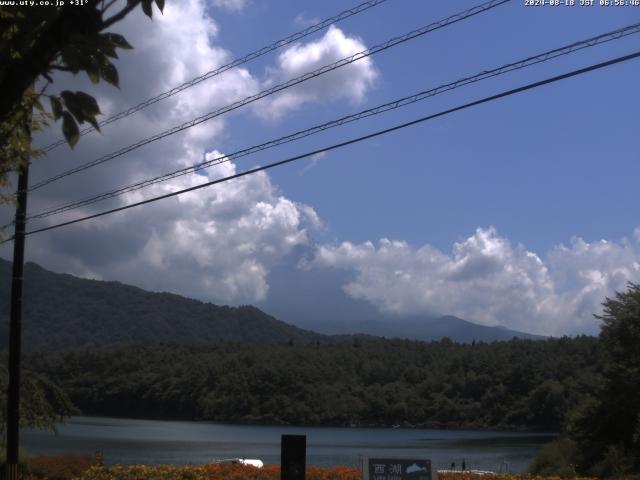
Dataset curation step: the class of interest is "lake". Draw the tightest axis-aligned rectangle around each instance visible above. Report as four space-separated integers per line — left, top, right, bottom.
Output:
22 416 555 472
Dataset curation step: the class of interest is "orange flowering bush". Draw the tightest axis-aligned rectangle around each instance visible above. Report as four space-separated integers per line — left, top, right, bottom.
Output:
29 459 640 480
24 454 97 480
78 463 361 480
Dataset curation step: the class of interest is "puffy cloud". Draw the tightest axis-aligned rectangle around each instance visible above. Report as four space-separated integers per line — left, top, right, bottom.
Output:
2 0 322 305
311 227 640 335
0 0 379 306
254 25 378 120
29 151 320 304
22 0 260 199
544 234 640 333
113 154 318 302
9 0 635 339
211 0 247 13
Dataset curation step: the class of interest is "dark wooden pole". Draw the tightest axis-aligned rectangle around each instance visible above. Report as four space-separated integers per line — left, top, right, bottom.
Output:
5 161 29 478
281 434 306 480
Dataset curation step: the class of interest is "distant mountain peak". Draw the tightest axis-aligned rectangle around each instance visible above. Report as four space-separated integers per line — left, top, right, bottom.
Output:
287 312 546 343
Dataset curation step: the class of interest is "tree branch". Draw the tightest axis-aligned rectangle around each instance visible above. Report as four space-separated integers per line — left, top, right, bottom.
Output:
101 0 120 14
49 65 75 72
101 1 141 29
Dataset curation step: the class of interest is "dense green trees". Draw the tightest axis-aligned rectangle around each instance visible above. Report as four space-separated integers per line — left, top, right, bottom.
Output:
565 283 640 476
26 336 600 431
528 283 640 477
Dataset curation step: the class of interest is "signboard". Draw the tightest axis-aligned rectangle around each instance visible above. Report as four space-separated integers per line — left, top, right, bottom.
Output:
363 458 432 480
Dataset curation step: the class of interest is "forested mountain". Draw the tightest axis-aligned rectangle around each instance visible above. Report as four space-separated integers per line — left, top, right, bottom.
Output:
25 336 600 431
0 260 327 350
0 259 543 350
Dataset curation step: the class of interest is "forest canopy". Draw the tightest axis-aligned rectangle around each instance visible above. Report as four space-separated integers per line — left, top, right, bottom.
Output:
26 336 600 431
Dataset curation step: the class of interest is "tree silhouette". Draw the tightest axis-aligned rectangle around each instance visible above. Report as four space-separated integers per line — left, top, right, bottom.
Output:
568 283 640 475
0 0 164 195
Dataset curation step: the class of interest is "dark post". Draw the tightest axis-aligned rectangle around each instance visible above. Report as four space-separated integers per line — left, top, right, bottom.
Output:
5 161 30 479
281 434 306 480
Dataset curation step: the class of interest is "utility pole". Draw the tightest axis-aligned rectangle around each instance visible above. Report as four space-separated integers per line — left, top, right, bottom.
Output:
5 159 29 480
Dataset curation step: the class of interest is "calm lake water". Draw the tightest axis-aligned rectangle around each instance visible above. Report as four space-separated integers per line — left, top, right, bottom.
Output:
22 416 555 472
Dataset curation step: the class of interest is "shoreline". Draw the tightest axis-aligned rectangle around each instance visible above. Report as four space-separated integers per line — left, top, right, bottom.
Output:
62 414 559 435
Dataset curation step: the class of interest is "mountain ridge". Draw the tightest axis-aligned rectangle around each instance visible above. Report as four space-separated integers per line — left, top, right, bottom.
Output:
0 258 544 350
0 259 329 351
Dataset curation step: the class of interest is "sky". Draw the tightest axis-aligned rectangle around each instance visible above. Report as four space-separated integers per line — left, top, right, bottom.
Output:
1 0 639 336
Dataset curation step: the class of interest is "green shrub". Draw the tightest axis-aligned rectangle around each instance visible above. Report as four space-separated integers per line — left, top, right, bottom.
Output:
529 437 578 478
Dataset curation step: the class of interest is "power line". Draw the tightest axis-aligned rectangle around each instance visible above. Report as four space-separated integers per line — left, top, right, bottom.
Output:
28 0 510 192
40 0 391 153
25 21 640 222
4 49 637 244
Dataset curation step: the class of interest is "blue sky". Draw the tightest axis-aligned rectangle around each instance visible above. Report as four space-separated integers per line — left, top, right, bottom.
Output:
224 0 639 253
1 0 639 336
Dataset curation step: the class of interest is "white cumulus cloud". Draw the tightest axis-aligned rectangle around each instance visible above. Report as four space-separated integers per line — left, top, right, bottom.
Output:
4 0 323 305
311 227 640 336
113 154 319 302
28 153 321 304
254 25 378 120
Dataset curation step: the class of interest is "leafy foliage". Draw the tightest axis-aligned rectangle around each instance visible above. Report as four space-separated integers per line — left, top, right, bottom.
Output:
574 284 640 475
528 437 578 478
0 363 77 443
0 0 164 194
25 336 600 431
532 283 640 476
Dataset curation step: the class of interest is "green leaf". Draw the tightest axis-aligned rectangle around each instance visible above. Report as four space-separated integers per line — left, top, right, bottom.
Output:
141 0 153 18
60 47 81 73
100 62 119 88
60 91 101 130
104 33 133 51
60 91 83 123
155 0 165 13
85 58 100 84
73 91 101 117
96 34 118 59
84 114 101 132
74 91 102 132
62 112 79 148
50 96 63 120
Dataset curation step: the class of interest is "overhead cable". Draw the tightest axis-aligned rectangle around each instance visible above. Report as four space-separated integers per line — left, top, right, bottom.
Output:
40 0 391 153
26 21 640 221
28 0 511 192
3 49 636 244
